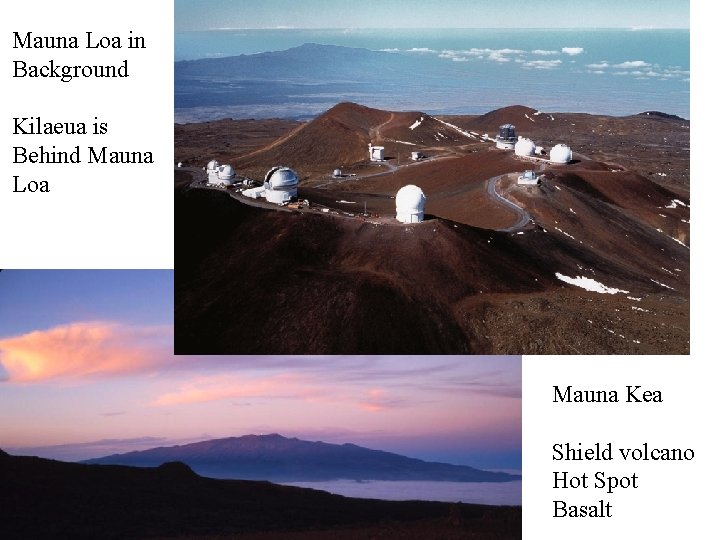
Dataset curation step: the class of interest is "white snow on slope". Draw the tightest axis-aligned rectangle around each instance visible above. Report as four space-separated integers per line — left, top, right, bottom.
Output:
555 273 629 294
650 278 676 291
409 117 424 130
433 117 478 139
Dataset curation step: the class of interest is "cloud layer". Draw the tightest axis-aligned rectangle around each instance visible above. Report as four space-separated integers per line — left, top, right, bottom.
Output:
0 322 173 382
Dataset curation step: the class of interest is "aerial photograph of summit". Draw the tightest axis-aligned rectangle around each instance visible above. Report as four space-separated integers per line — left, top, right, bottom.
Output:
174 0 690 355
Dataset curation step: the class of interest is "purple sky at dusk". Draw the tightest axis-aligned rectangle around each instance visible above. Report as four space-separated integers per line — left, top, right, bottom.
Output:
0 270 520 469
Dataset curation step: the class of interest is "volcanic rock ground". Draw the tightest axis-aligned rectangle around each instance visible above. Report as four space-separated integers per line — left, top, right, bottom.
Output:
175 103 689 354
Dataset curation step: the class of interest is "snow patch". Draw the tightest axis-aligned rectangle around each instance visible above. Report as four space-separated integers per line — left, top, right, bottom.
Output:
627 296 642 301
632 306 650 312
433 117 478 139
554 227 582 243
569 208 576 214
524 113 536 123
391 139 417 146
336 200 356 204
650 278 676 291
555 273 630 294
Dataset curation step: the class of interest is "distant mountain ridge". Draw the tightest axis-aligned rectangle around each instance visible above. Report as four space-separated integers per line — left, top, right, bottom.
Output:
83 434 519 482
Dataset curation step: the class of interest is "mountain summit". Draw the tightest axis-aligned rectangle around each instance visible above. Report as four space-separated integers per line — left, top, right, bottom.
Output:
83 434 519 482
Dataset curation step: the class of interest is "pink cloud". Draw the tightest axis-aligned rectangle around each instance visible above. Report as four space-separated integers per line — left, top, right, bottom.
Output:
151 373 327 406
151 375 406 414
0 321 173 383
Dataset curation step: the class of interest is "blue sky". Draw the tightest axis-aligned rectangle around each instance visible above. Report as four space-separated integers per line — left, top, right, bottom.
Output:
0 270 173 338
175 0 689 31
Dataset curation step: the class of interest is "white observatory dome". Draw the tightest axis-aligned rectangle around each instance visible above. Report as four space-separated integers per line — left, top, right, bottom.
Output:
549 144 572 164
264 166 299 204
395 184 426 223
217 164 236 182
265 166 299 189
207 159 219 171
514 137 536 157
333 168 342 178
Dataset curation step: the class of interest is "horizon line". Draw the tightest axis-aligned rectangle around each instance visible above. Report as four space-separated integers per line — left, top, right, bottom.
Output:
188 26 689 32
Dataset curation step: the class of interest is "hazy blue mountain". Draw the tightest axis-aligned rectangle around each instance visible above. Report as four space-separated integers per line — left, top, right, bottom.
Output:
83 434 520 482
174 43 467 119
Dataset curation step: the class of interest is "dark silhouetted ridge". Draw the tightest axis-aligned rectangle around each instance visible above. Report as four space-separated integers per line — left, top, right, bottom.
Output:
1 451 521 540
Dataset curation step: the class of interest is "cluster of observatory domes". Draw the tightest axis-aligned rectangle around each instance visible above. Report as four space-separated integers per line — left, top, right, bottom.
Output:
206 159 236 186
496 124 572 164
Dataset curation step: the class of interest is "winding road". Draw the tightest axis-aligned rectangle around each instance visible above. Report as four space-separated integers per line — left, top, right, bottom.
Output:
486 174 532 232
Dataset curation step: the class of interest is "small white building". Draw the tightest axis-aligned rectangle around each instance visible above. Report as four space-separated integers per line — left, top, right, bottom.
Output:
411 151 425 161
206 159 220 183
333 168 343 178
264 166 299 204
496 124 517 150
242 186 266 199
550 144 573 164
395 185 426 223
369 143 385 162
177 162 183 168
518 170 539 185
514 137 535 157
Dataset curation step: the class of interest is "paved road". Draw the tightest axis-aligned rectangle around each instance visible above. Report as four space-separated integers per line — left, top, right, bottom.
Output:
486 174 532 232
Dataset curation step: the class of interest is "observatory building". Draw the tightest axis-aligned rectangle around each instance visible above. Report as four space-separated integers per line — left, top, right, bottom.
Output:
369 144 385 162
496 124 517 150
550 144 572 164
518 170 539 185
411 151 425 161
264 166 299 204
206 159 220 183
395 184 426 223
333 168 342 178
216 164 236 186
514 137 536 157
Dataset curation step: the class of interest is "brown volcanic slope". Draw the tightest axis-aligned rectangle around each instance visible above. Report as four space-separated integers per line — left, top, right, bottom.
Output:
175 103 689 354
228 102 480 179
175 118 302 168
176 181 688 355
0 450 520 540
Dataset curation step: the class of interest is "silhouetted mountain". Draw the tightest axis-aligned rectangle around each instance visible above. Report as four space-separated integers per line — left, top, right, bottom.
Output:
0 449 521 540
83 434 519 482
